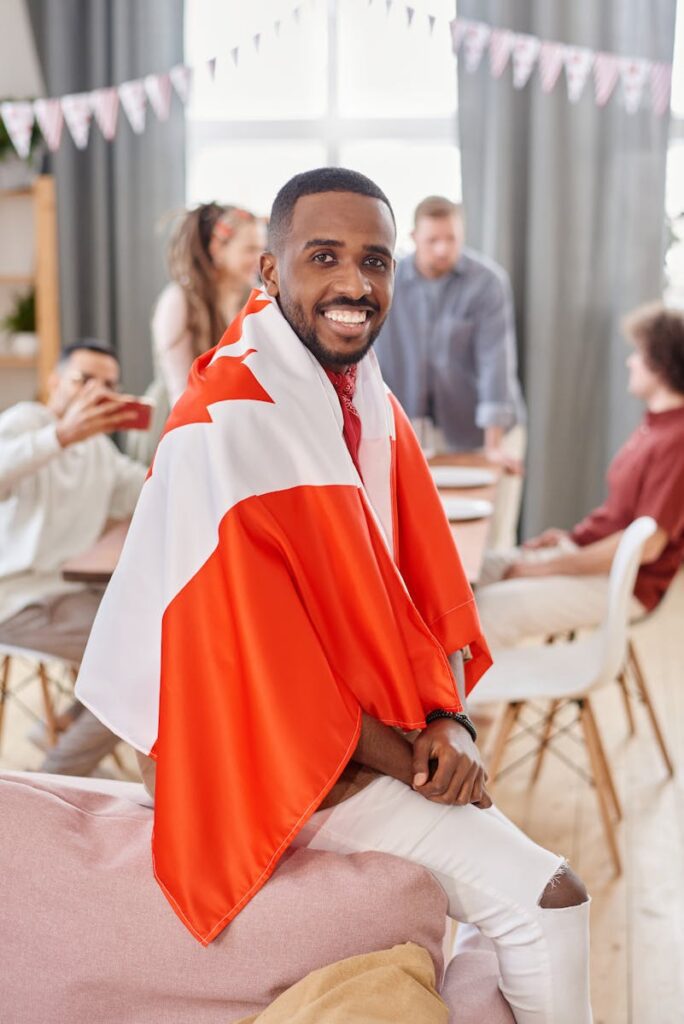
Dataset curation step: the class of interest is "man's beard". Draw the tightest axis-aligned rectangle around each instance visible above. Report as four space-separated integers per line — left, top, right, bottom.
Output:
277 295 382 368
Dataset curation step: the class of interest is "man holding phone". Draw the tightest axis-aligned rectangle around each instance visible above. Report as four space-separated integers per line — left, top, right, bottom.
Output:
0 339 147 774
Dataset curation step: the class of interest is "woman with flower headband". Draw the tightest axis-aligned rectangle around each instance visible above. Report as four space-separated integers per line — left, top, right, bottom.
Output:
153 202 264 406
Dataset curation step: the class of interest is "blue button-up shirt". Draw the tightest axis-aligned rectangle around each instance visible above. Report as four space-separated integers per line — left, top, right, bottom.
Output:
375 249 526 451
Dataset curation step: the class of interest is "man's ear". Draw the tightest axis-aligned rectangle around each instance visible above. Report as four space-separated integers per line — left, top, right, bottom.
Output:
259 251 279 298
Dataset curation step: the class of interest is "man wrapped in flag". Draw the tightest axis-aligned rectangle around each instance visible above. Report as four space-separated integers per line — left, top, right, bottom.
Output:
77 168 592 1023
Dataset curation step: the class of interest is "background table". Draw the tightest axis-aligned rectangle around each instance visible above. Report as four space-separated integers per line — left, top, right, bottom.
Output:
429 452 500 583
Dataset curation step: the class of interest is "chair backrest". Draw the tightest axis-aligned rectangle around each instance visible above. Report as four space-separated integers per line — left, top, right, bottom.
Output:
593 516 657 687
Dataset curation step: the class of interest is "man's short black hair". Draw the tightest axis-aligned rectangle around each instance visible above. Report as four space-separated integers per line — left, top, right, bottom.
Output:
267 167 396 252
59 338 119 365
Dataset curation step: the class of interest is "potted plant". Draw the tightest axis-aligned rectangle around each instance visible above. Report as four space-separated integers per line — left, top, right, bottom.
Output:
1 287 37 357
0 102 44 189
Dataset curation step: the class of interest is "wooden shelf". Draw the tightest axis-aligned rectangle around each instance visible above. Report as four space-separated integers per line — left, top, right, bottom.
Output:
0 274 34 285
0 354 38 369
0 186 32 199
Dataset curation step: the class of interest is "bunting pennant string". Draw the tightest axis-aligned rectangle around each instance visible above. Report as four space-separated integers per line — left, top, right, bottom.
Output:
451 16 673 117
2 3 674 161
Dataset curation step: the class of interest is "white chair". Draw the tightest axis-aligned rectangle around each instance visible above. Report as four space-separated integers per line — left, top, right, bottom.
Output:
469 517 675 875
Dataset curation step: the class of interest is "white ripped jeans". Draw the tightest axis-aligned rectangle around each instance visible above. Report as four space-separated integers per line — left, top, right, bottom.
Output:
294 775 592 1023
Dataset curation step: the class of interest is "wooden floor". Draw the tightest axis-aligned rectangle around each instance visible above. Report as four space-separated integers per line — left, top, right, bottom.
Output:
1 571 682 1023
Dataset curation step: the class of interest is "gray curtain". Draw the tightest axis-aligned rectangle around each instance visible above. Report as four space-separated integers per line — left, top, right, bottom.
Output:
27 0 185 393
457 0 676 536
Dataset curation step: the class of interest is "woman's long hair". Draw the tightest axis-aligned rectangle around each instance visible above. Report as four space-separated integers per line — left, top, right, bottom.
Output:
167 202 256 358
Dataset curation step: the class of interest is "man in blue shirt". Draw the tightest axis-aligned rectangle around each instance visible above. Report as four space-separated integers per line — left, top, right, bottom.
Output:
375 196 526 546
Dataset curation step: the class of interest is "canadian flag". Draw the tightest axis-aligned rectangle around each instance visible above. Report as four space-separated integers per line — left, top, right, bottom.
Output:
619 58 651 114
0 101 34 159
33 98 64 153
563 46 594 103
119 79 147 134
489 28 515 79
145 73 173 122
61 92 92 150
170 64 193 105
650 62 672 118
593 52 621 107
90 87 119 141
511 33 541 89
538 41 566 94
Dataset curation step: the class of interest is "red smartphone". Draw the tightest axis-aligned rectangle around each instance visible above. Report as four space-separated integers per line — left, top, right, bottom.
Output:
118 398 155 431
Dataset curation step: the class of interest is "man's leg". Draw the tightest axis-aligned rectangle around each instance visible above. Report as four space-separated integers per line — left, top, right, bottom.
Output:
477 573 613 648
0 590 120 775
488 425 527 551
294 776 591 1024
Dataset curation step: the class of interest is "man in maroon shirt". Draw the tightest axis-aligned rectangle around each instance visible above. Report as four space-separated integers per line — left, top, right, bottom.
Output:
476 302 684 647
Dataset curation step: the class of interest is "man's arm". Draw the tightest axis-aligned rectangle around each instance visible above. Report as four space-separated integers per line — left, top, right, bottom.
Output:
0 406 63 494
506 527 668 579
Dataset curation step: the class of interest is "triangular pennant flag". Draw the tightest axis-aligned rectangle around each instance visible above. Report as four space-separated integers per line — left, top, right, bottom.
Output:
118 79 147 134
145 73 172 122
450 18 470 55
512 33 541 89
206 57 217 80
406 5 415 27
61 92 92 150
489 28 514 79
231 46 240 67
253 33 261 53
293 5 301 23
33 97 63 153
428 14 436 35
538 41 566 93
619 57 650 114
0 101 35 159
650 61 672 117
90 87 119 141
170 64 193 105
386 0 393 13
593 52 620 107
563 45 594 103
462 21 491 73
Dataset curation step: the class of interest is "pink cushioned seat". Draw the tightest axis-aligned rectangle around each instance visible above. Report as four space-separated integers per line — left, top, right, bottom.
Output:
0 773 512 1023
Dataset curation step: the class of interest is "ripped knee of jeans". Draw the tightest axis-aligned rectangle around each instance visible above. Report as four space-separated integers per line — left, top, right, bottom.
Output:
538 862 589 909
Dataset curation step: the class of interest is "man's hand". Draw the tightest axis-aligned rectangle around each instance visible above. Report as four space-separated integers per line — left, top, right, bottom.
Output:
522 527 569 551
503 559 554 580
56 380 139 448
412 719 492 808
485 447 525 476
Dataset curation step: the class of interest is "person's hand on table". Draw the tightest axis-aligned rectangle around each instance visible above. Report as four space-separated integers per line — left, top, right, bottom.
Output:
523 527 569 551
412 718 492 808
56 381 139 447
484 447 525 476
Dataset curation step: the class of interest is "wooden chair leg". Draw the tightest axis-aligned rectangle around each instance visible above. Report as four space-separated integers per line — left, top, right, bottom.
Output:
0 654 11 751
487 702 523 782
582 698 622 821
617 670 636 737
578 700 622 876
531 699 560 783
628 640 675 777
37 662 59 747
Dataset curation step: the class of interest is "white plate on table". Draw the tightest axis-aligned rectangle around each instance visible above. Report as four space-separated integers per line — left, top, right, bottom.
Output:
430 466 497 489
441 497 494 522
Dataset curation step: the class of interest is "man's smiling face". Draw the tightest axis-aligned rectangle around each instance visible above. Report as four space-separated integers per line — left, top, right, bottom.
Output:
260 191 396 368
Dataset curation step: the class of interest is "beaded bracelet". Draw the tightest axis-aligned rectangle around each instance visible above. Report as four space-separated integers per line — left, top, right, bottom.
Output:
425 709 477 743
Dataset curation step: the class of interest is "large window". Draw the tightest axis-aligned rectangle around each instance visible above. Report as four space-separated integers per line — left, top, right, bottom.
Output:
184 0 460 250
665 0 684 303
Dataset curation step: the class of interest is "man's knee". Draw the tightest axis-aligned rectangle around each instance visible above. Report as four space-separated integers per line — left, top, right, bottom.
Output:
539 863 589 909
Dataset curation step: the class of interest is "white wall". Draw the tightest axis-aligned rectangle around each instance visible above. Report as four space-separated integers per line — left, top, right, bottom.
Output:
0 0 44 98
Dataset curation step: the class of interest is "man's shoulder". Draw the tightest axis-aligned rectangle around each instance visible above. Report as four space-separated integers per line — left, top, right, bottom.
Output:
460 248 510 287
0 401 52 434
